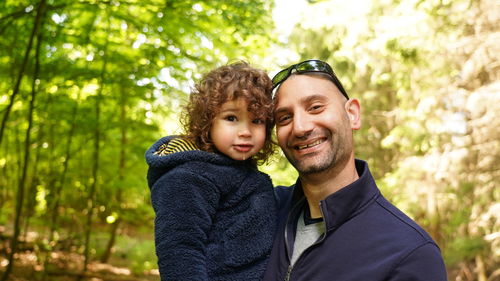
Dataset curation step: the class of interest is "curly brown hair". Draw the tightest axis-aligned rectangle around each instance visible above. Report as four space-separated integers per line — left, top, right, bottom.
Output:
181 61 275 164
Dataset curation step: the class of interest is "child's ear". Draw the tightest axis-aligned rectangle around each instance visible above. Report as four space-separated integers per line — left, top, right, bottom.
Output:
345 99 361 130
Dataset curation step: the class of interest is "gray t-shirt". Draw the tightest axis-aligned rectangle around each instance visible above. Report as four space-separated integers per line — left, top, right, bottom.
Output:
290 209 326 266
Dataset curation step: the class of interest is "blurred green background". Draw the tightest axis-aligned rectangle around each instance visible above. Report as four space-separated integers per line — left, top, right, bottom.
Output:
0 0 498 280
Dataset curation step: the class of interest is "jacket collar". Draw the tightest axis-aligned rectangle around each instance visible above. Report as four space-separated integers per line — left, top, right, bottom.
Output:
290 159 380 232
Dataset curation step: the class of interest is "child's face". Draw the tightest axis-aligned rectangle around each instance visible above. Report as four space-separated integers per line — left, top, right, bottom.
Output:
210 98 267 161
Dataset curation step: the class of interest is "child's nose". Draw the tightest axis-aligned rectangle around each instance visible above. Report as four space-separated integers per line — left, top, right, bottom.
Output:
238 126 251 137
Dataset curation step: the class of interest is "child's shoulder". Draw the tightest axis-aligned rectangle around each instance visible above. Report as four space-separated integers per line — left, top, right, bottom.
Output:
146 135 203 166
152 136 199 156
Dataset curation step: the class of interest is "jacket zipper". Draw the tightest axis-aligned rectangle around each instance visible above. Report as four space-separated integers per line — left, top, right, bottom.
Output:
284 265 293 281
282 198 303 281
284 201 328 281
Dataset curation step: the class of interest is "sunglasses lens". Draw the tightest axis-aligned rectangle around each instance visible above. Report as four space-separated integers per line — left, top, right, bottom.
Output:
296 60 331 74
296 61 317 71
272 68 291 87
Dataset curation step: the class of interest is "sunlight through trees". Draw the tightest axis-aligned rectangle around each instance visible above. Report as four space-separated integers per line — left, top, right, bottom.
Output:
0 0 498 280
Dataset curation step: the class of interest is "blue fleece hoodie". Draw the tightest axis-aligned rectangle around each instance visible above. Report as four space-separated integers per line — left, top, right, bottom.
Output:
146 136 277 281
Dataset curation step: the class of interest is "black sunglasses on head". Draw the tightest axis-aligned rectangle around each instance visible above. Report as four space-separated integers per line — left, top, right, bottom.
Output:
271 59 349 99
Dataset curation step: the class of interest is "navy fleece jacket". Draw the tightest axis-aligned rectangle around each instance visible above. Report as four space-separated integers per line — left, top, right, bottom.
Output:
263 160 447 281
146 136 277 281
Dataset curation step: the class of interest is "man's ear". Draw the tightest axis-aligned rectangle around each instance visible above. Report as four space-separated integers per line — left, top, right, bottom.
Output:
345 99 361 130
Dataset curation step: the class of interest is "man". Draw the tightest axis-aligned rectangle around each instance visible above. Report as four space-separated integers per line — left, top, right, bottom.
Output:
263 59 447 280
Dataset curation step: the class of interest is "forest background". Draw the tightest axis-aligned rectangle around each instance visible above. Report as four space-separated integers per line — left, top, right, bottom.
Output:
0 0 498 280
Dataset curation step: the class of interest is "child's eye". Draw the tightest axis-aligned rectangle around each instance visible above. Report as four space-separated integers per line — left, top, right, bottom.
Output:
224 115 237 122
252 118 265 125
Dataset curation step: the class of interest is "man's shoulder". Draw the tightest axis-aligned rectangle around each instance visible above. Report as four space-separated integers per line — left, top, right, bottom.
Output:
372 195 437 245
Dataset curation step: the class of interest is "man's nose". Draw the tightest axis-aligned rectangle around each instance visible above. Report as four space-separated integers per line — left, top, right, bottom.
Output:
292 112 313 138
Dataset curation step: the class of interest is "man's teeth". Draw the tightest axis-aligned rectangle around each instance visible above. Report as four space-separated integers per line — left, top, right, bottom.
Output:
297 140 323 150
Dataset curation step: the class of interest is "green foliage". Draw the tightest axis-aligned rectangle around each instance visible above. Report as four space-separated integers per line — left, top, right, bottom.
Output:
1 0 498 280
283 0 499 279
261 153 298 187
0 0 275 277
114 236 157 274
444 236 488 266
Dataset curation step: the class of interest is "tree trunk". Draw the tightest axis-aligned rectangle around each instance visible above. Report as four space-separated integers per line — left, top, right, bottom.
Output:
100 218 121 263
49 92 79 238
0 0 45 147
0 1 45 280
81 82 101 278
475 254 487 281
0 22 22 213
100 84 127 263
22 133 43 241
40 91 80 281
81 19 109 276
22 14 46 243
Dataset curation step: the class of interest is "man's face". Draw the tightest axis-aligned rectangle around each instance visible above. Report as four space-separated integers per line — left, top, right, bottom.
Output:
273 75 359 175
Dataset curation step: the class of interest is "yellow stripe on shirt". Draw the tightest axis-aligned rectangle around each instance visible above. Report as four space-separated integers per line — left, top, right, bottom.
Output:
154 138 199 156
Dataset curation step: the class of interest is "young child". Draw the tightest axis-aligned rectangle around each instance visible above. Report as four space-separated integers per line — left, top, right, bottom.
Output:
145 61 277 280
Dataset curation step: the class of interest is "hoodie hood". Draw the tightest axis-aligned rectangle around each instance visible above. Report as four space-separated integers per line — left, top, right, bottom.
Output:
145 136 246 188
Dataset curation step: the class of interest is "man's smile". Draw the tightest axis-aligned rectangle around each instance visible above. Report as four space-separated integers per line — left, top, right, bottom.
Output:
289 138 327 151
293 139 325 150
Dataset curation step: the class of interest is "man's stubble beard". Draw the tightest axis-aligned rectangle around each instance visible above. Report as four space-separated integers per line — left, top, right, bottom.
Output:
284 117 352 176
285 136 349 176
